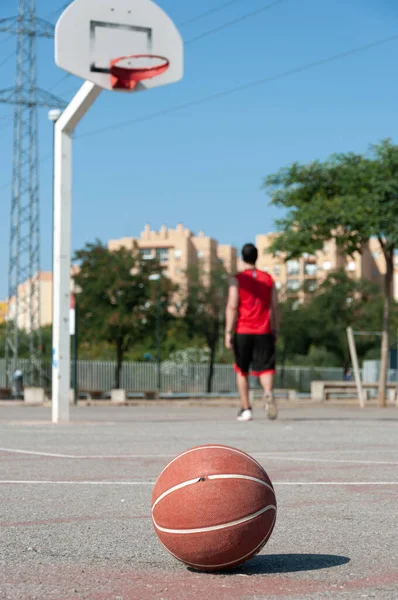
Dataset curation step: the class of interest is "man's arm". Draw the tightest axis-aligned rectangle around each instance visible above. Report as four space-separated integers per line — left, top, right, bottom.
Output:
225 278 239 350
270 284 280 339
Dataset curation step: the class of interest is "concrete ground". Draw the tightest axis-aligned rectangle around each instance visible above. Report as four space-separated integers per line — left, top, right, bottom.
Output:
0 402 397 600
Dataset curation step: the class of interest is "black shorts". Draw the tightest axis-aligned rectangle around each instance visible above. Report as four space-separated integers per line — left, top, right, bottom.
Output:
233 333 276 376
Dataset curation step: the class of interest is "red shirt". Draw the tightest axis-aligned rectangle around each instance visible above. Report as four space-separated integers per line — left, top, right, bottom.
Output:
235 269 274 335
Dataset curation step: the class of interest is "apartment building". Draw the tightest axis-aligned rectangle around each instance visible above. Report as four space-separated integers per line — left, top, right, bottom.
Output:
0 301 7 325
256 232 398 302
4 228 396 331
5 272 53 331
108 224 237 291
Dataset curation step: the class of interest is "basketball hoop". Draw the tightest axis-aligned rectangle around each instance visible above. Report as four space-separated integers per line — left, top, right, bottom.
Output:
110 54 170 90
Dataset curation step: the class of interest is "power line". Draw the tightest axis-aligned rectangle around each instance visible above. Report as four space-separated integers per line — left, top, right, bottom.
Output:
0 116 13 132
179 0 248 27
0 152 52 194
0 33 14 47
43 3 69 22
77 33 398 140
48 72 70 92
185 0 289 45
0 50 14 69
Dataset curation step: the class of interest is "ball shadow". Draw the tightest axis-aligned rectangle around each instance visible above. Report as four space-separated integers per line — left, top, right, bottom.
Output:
188 553 350 575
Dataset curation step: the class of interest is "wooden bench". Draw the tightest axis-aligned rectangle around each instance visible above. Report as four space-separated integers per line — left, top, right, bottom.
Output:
311 381 398 403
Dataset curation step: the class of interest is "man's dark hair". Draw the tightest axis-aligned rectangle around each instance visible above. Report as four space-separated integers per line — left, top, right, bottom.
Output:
241 243 258 265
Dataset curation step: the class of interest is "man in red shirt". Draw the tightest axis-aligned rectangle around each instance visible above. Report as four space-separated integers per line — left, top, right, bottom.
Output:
225 243 280 421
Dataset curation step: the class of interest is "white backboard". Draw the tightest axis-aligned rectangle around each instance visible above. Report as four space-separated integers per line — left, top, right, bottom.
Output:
55 0 183 92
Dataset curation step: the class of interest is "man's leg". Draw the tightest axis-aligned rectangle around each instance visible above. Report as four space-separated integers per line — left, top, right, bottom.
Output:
253 335 278 420
259 372 274 395
237 372 250 410
233 334 253 421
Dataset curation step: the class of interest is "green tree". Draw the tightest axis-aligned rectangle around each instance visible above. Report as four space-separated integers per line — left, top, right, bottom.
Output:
264 140 398 406
305 271 387 370
185 264 229 393
73 240 167 389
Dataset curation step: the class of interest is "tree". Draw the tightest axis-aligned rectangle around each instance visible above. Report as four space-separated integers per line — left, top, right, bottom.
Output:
73 240 164 389
263 140 398 406
185 264 229 393
304 271 386 371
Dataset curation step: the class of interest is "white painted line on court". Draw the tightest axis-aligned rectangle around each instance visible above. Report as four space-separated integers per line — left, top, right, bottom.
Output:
0 480 397 486
0 448 173 459
256 455 398 466
0 447 77 458
1 447 398 466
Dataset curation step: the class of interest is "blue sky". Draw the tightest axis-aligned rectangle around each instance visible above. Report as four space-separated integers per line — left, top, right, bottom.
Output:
0 0 397 298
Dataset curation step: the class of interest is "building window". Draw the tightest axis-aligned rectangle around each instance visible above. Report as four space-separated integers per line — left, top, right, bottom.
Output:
174 249 182 260
304 279 317 293
304 263 317 276
197 251 204 259
273 265 281 276
372 251 380 259
323 244 329 254
346 261 356 272
156 248 169 264
275 281 281 290
286 279 300 291
140 248 153 260
323 261 331 271
262 267 269 272
286 260 300 276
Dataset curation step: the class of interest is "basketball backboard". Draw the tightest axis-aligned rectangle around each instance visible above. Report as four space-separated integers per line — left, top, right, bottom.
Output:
55 0 183 92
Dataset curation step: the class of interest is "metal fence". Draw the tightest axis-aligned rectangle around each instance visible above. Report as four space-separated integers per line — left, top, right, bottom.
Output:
1 359 396 395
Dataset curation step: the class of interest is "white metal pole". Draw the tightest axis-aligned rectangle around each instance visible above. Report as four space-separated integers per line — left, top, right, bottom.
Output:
52 81 101 423
346 326 365 409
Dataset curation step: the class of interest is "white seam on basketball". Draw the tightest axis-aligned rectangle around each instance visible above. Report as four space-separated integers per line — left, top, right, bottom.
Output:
152 504 276 534
155 511 277 570
152 477 202 509
156 445 270 479
184 513 277 569
152 473 275 512
207 474 275 494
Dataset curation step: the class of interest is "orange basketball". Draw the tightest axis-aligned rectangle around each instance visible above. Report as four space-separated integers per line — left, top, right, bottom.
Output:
151 444 277 571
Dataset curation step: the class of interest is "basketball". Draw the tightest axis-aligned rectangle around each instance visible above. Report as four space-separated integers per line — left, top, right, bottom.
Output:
151 444 277 571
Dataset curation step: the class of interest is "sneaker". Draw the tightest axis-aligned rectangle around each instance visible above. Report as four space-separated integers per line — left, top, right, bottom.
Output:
237 407 253 422
265 393 278 420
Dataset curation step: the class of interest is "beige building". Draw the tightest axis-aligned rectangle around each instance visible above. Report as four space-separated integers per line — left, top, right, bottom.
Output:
6 272 53 331
4 228 397 331
256 232 398 302
108 224 238 295
0 301 7 325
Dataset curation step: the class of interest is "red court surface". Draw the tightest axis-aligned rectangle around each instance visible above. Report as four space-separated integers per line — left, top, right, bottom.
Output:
0 403 397 599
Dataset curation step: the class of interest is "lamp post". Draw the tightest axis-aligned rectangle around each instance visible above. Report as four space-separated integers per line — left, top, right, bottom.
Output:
149 273 161 393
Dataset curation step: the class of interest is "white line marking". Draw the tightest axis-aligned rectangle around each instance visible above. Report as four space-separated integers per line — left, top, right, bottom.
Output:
1 447 397 465
0 480 397 486
0 448 174 459
0 448 76 458
258 455 398 466
153 505 276 534
0 480 151 485
156 445 264 478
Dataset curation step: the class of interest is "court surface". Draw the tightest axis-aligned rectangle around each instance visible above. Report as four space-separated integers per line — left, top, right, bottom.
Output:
0 403 397 600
